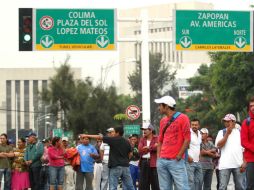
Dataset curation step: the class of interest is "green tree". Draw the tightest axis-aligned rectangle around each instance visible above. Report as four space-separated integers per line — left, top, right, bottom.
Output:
41 58 75 129
209 52 254 116
128 53 176 128
182 52 254 137
41 61 133 136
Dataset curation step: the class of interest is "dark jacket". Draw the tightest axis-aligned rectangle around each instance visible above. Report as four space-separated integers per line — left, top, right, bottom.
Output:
24 141 44 167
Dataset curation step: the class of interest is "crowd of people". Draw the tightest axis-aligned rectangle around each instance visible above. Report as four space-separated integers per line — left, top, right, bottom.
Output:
0 95 253 190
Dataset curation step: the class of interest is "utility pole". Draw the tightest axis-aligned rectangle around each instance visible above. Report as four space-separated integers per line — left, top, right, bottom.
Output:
117 10 171 126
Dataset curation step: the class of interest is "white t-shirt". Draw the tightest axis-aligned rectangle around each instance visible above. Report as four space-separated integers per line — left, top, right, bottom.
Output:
142 140 151 159
215 128 243 170
100 142 110 164
188 129 202 162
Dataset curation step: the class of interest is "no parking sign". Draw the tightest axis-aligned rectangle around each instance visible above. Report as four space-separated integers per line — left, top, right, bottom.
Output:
125 105 141 120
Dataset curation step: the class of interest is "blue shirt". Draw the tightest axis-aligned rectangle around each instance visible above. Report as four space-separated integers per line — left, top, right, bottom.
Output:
77 144 97 172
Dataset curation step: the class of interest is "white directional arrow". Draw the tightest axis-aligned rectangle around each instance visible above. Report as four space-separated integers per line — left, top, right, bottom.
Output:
180 36 192 48
96 35 109 48
234 37 246 48
41 36 53 48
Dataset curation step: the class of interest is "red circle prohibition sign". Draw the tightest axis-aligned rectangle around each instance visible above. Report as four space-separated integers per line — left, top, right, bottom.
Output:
126 105 141 120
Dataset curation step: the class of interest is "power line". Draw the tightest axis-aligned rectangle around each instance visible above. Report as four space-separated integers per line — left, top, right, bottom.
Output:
0 108 47 114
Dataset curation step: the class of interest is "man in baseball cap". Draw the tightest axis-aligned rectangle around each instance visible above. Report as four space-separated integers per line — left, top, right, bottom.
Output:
222 114 236 122
200 127 217 190
154 95 190 190
139 122 160 190
215 113 245 189
26 131 37 138
24 131 44 190
200 128 209 135
141 123 154 131
154 95 176 109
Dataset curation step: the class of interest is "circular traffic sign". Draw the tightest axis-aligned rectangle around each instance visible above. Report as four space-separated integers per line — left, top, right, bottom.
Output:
40 16 54 30
126 105 141 120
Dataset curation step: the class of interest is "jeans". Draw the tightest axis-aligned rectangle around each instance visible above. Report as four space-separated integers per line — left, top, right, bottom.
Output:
0 168 11 190
76 171 94 190
129 164 139 190
157 158 189 190
109 166 135 190
186 162 203 190
101 163 109 190
202 169 214 190
49 166 65 186
246 162 254 190
219 168 244 190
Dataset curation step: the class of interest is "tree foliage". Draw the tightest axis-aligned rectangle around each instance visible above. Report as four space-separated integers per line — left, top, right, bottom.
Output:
128 53 176 128
183 52 254 136
41 60 133 136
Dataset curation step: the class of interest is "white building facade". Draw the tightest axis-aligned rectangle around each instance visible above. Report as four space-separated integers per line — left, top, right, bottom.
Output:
0 68 81 137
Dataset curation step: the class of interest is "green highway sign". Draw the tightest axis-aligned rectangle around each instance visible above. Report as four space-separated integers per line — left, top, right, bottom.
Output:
175 10 253 51
124 125 141 136
35 9 116 50
53 128 64 137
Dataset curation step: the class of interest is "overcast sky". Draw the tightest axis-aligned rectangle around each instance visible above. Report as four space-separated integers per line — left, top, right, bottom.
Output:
0 0 253 86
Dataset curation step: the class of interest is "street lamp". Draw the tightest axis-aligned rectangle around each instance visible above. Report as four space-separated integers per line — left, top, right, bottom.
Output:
100 58 136 87
45 121 52 138
36 114 51 139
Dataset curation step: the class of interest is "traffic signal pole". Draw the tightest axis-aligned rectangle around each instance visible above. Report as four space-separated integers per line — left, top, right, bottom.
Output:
117 10 171 126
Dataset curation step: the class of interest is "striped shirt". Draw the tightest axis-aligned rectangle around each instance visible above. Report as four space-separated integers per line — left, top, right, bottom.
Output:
100 142 110 164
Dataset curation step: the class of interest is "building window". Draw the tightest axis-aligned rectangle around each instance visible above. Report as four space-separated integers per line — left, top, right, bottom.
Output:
6 81 11 130
24 80 29 129
42 80 47 90
33 80 38 130
15 81 20 129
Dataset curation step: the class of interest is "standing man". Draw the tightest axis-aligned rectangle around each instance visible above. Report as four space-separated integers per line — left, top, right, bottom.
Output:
138 123 160 190
0 133 14 190
93 139 103 190
241 96 254 190
200 128 217 190
100 127 115 190
187 118 202 190
24 132 44 190
81 126 135 190
215 114 245 190
155 95 190 190
76 137 98 190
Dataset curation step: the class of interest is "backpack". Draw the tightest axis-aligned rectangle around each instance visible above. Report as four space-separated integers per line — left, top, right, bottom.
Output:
246 116 251 126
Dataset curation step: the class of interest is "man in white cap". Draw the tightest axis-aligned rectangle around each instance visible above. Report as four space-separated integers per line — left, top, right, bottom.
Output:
62 137 75 190
200 128 217 190
154 95 190 190
99 127 115 190
215 113 245 190
138 123 159 190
